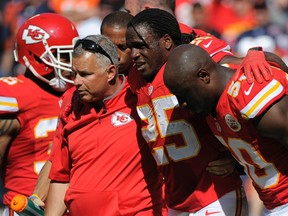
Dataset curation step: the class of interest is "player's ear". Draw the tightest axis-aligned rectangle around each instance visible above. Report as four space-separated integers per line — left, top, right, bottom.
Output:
197 69 210 84
106 65 117 82
162 34 173 50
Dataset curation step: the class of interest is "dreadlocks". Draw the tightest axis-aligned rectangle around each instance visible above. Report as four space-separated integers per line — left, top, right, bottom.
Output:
128 8 182 46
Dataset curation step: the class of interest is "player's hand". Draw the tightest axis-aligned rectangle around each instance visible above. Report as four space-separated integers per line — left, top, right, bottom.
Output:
206 155 237 177
238 47 273 84
29 194 45 207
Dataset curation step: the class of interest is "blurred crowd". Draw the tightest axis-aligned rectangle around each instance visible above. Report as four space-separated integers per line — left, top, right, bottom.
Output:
176 0 288 60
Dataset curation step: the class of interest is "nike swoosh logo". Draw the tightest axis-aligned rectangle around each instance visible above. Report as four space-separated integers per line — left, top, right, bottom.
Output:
203 40 212 48
244 82 255 95
205 210 221 215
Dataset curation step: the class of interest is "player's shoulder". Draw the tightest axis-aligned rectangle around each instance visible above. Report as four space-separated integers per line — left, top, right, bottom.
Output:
0 75 36 110
0 75 41 98
190 34 232 63
0 75 28 88
0 76 31 113
190 34 230 53
190 27 209 37
228 69 287 119
179 23 194 34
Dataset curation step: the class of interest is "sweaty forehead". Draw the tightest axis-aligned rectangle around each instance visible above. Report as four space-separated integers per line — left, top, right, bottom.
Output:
127 24 154 39
103 26 126 37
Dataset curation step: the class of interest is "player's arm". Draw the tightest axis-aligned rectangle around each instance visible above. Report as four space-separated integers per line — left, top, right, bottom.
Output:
30 160 52 206
220 51 288 74
263 51 288 72
45 181 68 216
190 34 284 84
220 48 288 83
0 118 20 166
254 96 288 148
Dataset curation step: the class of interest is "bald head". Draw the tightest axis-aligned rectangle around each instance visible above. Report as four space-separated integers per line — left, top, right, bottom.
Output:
100 11 133 33
164 44 213 92
164 44 226 116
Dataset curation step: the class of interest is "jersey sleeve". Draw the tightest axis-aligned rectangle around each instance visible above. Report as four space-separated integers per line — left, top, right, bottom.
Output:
191 27 209 37
230 67 288 119
179 23 195 34
0 77 21 115
190 35 233 63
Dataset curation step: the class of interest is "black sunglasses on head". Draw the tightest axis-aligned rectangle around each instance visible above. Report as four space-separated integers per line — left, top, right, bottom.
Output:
74 39 113 64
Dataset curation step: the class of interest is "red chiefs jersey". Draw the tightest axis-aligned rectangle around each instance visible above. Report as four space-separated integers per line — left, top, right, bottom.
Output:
49 78 163 215
0 75 61 205
179 23 233 63
190 34 233 63
129 64 242 212
207 67 288 210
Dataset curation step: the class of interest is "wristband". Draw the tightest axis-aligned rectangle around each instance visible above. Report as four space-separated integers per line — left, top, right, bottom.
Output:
29 193 41 200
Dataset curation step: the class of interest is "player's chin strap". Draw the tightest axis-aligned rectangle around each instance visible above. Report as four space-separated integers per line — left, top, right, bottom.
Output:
23 56 51 84
49 76 70 92
22 56 70 92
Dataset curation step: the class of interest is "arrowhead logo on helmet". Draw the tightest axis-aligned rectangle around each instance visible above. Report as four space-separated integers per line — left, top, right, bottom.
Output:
22 25 50 44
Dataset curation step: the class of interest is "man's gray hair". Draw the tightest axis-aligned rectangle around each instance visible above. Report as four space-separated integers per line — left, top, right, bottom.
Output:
73 34 119 67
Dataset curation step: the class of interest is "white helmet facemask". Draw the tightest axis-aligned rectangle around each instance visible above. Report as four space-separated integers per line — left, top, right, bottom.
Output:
41 38 76 83
49 76 71 92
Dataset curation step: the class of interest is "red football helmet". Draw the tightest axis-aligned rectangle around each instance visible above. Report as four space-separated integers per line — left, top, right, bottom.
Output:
14 13 79 85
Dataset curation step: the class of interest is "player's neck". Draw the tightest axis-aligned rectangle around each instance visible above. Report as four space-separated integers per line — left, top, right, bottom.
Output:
25 70 63 97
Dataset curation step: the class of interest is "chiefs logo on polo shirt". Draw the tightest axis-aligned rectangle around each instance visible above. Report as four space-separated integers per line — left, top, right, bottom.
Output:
111 112 134 126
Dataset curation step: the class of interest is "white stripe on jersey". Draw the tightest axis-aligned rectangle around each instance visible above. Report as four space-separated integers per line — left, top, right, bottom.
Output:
209 45 232 57
240 79 283 119
0 96 19 112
